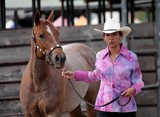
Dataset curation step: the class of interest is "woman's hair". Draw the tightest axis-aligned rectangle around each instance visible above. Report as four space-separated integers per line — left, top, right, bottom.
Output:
119 31 123 37
103 31 123 37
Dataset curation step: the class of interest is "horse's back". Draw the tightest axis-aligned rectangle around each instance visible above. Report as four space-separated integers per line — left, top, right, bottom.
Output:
63 43 96 71
62 43 98 113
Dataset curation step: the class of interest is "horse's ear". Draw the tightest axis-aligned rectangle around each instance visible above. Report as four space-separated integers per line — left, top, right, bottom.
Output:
34 10 40 25
47 10 54 22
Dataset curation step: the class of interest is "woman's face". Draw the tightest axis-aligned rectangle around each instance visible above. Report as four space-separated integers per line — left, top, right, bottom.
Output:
103 32 122 48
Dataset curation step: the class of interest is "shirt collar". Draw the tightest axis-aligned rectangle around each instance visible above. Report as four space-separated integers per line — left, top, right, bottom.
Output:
102 43 131 60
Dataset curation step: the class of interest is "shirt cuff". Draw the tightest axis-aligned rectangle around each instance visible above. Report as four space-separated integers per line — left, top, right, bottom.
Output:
74 70 89 81
132 85 141 95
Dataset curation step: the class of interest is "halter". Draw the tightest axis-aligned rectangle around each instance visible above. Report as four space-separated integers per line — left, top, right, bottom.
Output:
31 33 62 66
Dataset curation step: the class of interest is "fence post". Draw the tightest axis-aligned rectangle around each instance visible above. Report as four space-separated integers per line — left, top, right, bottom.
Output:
155 0 160 117
121 0 128 47
0 0 5 29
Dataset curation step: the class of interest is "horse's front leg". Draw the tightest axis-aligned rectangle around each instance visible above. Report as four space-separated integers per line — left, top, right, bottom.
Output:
25 107 42 117
25 109 42 117
45 106 63 117
25 113 42 117
46 111 61 117
47 114 60 117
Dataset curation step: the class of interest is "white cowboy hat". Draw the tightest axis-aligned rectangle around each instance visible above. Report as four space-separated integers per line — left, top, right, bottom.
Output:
94 18 131 36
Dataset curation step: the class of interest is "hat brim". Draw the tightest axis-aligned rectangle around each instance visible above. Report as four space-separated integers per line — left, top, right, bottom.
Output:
94 26 131 36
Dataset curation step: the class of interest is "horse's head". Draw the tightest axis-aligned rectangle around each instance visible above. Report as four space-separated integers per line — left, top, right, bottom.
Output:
32 10 66 68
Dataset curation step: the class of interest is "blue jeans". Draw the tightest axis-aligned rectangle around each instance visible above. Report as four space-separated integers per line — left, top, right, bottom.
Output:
97 111 136 117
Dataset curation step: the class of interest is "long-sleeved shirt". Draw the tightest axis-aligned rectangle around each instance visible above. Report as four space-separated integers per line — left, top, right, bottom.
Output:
74 44 144 112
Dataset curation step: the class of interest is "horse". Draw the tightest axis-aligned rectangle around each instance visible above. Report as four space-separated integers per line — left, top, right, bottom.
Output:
20 10 99 117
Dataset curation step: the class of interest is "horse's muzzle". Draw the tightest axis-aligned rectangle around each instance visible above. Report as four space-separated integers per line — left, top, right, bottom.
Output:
54 53 66 69
45 45 66 68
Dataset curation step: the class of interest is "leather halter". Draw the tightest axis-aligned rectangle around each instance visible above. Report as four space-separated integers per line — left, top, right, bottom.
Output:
31 34 62 66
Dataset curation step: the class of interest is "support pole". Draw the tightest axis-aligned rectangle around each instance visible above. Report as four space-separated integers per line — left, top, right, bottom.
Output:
121 0 127 46
32 0 36 24
155 0 160 117
37 0 41 13
0 0 5 29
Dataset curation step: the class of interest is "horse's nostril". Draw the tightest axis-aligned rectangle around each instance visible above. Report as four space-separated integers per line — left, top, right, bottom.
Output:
55 55 60 62
55 54 66 66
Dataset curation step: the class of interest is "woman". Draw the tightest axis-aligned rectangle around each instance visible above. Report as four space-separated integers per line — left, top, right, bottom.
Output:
62 18 144 117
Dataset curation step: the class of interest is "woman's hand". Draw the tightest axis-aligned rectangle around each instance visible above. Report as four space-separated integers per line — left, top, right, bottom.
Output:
62 71 74 79
121 87 135 97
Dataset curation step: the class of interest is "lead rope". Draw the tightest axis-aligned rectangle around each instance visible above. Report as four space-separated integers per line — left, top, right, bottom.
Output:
61 67 87 117
61 67 131 108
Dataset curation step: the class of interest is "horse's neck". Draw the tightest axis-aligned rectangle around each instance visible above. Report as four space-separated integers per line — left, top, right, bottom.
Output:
29 44 62 91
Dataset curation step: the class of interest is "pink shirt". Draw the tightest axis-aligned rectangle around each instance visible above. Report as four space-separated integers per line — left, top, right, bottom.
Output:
74 44 144 112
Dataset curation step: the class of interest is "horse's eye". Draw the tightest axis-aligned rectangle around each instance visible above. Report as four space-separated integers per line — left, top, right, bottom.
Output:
39 34 44 39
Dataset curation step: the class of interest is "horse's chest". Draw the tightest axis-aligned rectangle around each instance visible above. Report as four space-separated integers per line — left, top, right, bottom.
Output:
27 91 61 114
33 90 60 104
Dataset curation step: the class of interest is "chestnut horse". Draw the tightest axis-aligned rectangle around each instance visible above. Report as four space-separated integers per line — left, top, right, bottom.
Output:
20 10 99 117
